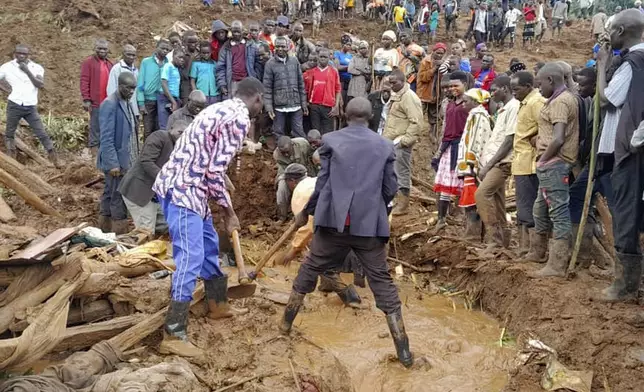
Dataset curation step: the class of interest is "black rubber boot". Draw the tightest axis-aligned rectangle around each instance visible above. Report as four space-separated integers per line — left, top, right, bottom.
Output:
279 291 305 335
386 308 413 368
204 275 248 319
159 300 203 357
597 252 643 302
336 285 363 308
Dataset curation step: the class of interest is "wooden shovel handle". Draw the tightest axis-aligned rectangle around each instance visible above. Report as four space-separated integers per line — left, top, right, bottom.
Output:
231 230 250 284
251 221 299 279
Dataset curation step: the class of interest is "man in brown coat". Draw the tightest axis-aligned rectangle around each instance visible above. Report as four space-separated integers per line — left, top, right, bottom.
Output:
416 43 447 143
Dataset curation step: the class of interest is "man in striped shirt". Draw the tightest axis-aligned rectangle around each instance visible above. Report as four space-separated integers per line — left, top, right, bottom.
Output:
152 77 265 358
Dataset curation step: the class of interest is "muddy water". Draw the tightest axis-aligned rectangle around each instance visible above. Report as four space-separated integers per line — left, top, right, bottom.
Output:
259 268 515 392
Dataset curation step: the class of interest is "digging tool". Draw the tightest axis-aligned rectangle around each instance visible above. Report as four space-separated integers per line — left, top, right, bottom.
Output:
227 221 298 299
226 229 256 299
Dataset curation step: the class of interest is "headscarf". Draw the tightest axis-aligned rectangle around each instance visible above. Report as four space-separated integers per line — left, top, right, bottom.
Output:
358 40 369 49
464 88 491 104
341 34 352 45
475 42 487 52
433 42 447 52
284 163 307 180
382 30 397 42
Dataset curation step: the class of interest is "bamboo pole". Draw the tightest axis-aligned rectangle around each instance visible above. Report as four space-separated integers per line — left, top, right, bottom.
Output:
568 83 601 273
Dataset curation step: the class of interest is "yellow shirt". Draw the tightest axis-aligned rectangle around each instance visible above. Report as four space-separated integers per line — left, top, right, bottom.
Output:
290 177 317 251
512 89 546 175
394 6 406 23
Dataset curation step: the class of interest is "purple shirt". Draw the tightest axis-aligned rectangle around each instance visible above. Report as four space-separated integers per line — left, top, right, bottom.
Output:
153 98 249 218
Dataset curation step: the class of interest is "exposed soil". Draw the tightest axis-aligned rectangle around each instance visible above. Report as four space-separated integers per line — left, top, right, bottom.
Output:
1 0 639 391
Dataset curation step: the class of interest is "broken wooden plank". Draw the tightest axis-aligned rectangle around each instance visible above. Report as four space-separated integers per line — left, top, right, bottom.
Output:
0 266 26 287
0 195 16 222
0 168 62 218
0 131 53 168
75 272 123 298
0 151 55 196
387 256 435 273
4 223 87 264
411 175 434 191
10 299 115 333
53 314 144 353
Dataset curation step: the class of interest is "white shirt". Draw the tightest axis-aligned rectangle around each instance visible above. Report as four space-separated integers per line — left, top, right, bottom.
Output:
480 98 519 167
107 59 140 116
0 59 44 106
474 10 488 33
599 43 644 154
505 8 522 28
537 4 546 21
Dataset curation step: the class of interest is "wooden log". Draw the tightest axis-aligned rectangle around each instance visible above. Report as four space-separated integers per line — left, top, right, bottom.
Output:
74 272 123 298
103 259 176 278
0 224 39 239
0 168 63 218
412 175 434 191
0 253 82 334
0 131 53 168
108 283 205 352
10 299 115 333
0 151 55 196
0 264 52 307
53 314 144 353
0 195 16 223
0 266 26 287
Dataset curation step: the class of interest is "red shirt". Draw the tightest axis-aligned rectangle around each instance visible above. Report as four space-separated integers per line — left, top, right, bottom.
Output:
524 7 536 22
210 39 223 61
305 66 341 108
230 43 248 81
259 32 274 52
98 60 110 104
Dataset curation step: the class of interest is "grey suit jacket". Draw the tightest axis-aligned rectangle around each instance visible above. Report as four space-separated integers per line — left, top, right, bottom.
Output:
304 124 398 238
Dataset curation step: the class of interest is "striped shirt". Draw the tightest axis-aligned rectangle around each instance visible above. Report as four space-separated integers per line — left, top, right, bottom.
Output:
153 98 249 218
599 43 644 154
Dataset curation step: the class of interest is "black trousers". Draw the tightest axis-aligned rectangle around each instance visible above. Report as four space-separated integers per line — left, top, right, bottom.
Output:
515 174 539 227
142 100 159 141
5 101 54 151
293 227 401 314
309 104 334 134
100 172 127 220
611 152 644 255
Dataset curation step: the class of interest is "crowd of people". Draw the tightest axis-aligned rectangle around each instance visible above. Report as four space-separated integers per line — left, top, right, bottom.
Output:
1 0 644 369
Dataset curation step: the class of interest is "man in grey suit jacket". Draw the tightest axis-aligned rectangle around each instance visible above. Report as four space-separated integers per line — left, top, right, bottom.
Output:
97 72 137 235
278 97 413 368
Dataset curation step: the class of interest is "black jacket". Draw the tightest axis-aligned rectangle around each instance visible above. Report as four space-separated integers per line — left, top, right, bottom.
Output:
119 130 176 206
367 91 387 133
615 49 644 164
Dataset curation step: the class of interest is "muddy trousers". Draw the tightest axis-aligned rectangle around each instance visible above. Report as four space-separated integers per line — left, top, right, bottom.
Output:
394 144 412 196
292 227 401 314
160 194 224 302
568 159 614 224
515 174 538 227
533 161 572 240
475 163 510 226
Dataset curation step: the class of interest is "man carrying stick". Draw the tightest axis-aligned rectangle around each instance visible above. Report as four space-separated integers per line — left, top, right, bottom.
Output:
152 77 265 357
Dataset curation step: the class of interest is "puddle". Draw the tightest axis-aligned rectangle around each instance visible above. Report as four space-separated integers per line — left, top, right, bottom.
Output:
260 268 514 392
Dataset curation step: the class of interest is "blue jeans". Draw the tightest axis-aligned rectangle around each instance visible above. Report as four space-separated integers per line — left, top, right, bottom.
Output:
568 165 614 224
161 195 224 302
273 109 305 138
533 160 572 240
157 94 181 130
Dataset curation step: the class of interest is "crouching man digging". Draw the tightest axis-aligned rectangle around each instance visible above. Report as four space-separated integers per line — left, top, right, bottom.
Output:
152 78 265 357
280 97 413 368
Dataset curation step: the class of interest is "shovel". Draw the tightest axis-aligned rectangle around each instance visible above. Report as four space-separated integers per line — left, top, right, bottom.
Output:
227 229 256 299
227 221 298 299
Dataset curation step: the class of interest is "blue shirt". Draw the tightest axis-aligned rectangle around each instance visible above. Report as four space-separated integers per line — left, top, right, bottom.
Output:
334 50 353 81
161 62 181 98
137 55 168 105
190 60 218 97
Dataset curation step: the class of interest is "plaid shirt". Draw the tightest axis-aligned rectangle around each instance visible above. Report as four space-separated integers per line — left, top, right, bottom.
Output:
153 98 249 218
